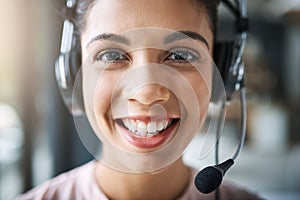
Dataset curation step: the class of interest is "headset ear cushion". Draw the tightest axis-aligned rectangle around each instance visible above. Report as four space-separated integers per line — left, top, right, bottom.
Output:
213 41 236 100
213 41 234 81
55 48 84 115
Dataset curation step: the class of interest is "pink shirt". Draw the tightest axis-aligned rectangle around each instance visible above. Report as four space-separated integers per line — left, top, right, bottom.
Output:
17 161 260 200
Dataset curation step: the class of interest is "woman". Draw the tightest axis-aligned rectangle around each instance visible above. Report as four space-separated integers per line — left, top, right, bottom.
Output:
18 0 259 199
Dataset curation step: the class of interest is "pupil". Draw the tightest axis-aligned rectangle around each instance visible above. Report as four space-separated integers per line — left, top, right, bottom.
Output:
174 52 186 60
109 52 120 60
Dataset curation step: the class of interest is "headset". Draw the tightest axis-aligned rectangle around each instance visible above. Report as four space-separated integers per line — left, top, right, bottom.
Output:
55 0 249 198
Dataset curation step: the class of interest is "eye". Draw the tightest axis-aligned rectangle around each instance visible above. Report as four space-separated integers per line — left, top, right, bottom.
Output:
165 48 200 63
95 48 129 63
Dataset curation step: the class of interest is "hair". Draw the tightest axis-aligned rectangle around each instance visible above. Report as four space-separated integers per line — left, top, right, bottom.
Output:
73 0 220 36
74 0 95 34
201 0 220 34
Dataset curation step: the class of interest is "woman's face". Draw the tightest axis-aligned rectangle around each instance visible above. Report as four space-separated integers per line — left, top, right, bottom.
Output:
80 0 213 155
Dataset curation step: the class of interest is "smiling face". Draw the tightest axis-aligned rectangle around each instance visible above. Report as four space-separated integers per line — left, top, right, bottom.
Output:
80 0 213 170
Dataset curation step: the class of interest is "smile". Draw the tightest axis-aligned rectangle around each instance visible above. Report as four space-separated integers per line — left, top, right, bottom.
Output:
115 117 180 149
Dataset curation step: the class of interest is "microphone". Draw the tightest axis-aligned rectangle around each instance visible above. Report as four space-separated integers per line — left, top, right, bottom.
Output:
194 86 247 194
194 159 234 194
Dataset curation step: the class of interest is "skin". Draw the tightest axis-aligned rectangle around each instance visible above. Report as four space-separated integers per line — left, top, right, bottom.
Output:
80 0 213 199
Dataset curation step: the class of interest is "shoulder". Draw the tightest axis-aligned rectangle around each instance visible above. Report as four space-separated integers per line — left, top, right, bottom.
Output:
16 161 105 200
179 167 262 200
219 180 262 200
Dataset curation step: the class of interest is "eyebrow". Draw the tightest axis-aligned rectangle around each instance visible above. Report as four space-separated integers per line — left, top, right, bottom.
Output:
86 33 130 48
86 31 209 49
164 31 209 49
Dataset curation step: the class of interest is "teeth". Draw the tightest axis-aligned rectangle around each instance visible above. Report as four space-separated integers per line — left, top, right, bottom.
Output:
123 119 129 127
147 122 157 133
137 121 147 136
121 118 174 137
128 119 137 132
157 122 164 131
163 120 168 129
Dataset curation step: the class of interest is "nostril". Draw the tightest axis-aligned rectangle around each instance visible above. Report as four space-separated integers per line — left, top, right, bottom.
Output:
157 86 170 100
129 84 170 105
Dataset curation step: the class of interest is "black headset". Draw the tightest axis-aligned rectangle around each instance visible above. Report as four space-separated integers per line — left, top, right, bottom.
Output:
55 0 248 116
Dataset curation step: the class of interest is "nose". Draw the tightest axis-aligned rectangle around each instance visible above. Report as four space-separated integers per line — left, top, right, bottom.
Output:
129 84 170 105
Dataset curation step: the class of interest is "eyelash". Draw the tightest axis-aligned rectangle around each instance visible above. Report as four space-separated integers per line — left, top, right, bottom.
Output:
94 48 129 63
93 47 200 66
165 48 200 63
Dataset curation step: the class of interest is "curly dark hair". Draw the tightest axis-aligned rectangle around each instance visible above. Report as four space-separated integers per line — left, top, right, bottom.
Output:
72 0 220 35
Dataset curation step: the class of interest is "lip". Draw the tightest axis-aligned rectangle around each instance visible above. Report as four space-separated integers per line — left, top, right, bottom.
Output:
115 117 180 149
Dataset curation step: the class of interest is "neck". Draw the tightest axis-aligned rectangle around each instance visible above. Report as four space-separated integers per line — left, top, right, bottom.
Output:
95 158 190 200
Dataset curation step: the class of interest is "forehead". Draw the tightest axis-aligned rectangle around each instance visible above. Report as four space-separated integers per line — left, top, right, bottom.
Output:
81 0 212 49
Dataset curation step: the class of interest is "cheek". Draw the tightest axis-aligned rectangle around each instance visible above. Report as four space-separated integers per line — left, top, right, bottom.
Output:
94 76 115 115
82 67 116 116
86 69 128 117
185 72 210 125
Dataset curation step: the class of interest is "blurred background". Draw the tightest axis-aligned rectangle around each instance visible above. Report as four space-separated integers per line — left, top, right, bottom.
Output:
0 0 299 199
